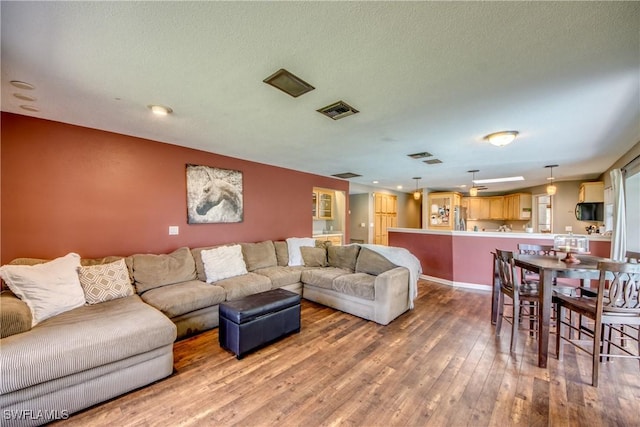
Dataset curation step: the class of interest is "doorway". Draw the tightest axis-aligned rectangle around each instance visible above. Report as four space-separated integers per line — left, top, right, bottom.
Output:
533 194 552 233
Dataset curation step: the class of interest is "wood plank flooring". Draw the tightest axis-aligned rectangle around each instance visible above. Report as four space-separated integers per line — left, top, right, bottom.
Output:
56 280 639 426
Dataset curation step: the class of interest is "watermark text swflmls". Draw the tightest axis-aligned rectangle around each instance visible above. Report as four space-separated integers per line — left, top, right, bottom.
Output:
3 409 69 421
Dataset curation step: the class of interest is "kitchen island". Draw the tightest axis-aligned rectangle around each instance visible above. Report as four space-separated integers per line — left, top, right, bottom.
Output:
388 228 611 290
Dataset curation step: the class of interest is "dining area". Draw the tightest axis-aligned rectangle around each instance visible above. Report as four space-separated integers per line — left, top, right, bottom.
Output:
491 241 640 388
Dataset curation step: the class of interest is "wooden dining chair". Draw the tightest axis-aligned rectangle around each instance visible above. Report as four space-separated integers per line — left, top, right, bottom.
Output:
495 249 541 352
555 260 640 387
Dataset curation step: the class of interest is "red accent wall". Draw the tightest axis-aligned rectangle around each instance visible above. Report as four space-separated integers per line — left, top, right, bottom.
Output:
1 113 349 263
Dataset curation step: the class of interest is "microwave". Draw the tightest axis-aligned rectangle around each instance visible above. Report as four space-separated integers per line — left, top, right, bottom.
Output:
575 202 604 222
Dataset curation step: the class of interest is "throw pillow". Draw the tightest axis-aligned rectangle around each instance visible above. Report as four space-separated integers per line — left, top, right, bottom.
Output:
132 247 197 293
0 253 86 326
301 247 328 267
201 244 248 283
355 247 398 276
241 240 277 271
328 245 361 271
286 237 316 267
78 259 135 305
273 241 289 266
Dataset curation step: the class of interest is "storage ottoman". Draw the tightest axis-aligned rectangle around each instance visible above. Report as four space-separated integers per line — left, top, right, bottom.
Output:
219 288 301 359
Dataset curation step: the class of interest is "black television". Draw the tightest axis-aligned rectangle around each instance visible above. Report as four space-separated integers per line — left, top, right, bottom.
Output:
575 202 604 222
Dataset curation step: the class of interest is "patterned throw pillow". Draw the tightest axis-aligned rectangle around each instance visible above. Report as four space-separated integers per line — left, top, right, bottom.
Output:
78 259 134 304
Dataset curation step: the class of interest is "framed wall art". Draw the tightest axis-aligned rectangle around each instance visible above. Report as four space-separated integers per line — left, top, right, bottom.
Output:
186 164 243 224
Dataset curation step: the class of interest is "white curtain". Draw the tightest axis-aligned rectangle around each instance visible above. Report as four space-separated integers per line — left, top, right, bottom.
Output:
610 168 626 261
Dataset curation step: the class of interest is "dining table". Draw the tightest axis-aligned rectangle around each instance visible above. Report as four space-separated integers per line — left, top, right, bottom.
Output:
495 253 609 368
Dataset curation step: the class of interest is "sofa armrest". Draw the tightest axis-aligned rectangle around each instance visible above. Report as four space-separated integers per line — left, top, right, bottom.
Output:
374 267 410 303
1 291 32 338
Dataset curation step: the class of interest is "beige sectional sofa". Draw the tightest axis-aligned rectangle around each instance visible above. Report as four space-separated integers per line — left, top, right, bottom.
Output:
0 239 418 426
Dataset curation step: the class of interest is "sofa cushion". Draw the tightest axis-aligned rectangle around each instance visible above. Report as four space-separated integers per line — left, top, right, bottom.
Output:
255 266 303 288
131 247 197 294
273 241 289 266
0 291 32 338
332 273 376 301
201 244 248 283
140 280 226 318
214 272 271 301
0 253 86 326
78 259 135 305
327 245 361 272
241 240 277 272
301 246 327 267
301 267 350 290
355 247 398 276
0 294 176 395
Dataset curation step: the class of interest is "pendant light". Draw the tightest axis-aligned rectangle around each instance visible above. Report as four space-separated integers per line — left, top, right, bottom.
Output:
413 177 422 200
545 164 558 195
468 170 479 197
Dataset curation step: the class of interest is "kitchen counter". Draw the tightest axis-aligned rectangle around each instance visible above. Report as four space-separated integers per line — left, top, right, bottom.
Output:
388 227 611 290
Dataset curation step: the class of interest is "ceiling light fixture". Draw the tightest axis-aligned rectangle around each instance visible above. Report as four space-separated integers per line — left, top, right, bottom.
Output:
473 176 524 184
545 164 558 195
413 177 422 200
484 130 519 147
468 170 479 197
148 104 173 116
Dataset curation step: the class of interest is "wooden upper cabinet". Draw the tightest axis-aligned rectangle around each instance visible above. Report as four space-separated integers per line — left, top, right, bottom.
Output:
313 189 334 219
464 193 531 221
428 192 461 230
579 182 604 203
502 193 532 220
489 196 504 220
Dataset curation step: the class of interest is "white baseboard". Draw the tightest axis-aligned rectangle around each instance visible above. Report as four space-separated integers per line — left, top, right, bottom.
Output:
420 274 492 292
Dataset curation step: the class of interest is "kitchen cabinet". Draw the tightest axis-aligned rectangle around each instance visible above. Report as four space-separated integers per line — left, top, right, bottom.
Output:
313 189 333 219
428 192 461 230
314 233 343 246
503 193 532 220
465 197 490 220
489 196 504 220
579 182 604 203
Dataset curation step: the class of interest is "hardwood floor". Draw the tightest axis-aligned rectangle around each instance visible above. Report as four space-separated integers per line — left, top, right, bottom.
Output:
57 281 639 426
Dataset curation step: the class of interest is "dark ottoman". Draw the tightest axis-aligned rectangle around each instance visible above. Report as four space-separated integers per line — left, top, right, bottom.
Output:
219 288 301 359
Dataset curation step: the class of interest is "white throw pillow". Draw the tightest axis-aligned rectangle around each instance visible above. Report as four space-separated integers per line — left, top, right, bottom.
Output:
201 245 248 283
286 237 317 266
0 253 86 326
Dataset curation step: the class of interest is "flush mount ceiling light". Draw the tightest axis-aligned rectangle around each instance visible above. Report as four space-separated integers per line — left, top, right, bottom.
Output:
473 176 524 184
468 170 479 197
484 130 519 147
413 177 422 200
148 104 173 116
10 80 35 90
263 68 315 98
545 164 558 195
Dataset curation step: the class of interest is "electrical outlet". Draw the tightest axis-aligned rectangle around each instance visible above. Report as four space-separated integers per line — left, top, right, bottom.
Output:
169 226 179 235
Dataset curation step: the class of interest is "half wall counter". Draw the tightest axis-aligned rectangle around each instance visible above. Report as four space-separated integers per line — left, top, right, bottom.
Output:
388 228 611 290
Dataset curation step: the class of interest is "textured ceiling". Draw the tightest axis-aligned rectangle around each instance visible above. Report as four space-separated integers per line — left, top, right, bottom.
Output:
2 1 639 194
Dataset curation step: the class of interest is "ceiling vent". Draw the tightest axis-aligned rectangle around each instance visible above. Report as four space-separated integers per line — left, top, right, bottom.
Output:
423 159 443 165
317 101 359 120
332 172 362 179
408 151 432 159
263 68 315 98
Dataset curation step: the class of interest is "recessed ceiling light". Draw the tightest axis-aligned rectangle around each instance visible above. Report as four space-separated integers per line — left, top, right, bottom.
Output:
484 130 519 147
263 68 315 98
148 104 173 116
397 185 403 190
473 176 524 184
372 180 379 184
20 105 39 112
10 80 35 90
13 93 37 101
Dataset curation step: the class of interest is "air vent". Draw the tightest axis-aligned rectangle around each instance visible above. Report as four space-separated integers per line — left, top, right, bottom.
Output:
407 152 432 159
317 101 359 120
423 159 443 165
263 69 315 98
332 172 362 179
